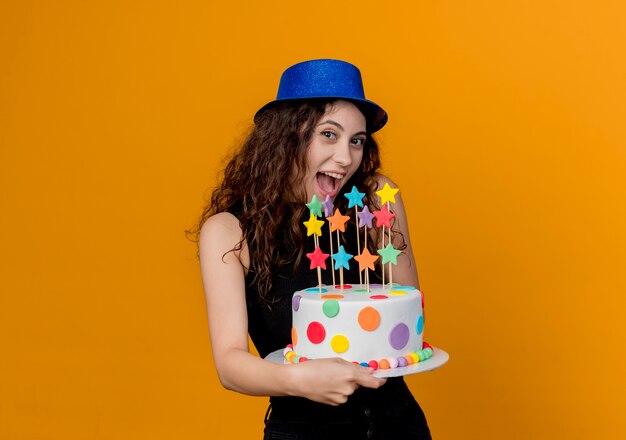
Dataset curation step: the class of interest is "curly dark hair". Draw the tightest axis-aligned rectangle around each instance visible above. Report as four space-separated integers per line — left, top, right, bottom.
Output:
188 99 393 304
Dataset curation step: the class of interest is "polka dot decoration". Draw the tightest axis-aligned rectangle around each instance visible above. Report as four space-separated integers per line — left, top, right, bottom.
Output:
291 327 297 345
358 306 381 331
389 323 410 350
416 316 424 335
321 294 344 299
322 299 340 318
305 287 327 293
389 290 407 296
335 284 353 289
391 285 417 291
307 322 326 344
292 295 302 312
370 295 388 300
330 334 349 353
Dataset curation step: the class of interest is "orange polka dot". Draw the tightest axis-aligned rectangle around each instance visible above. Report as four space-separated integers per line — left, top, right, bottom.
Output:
358 306 381 331
291 327 297 346
321 294 344 299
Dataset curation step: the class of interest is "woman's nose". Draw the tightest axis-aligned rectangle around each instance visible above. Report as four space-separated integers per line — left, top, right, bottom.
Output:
333 142 352 167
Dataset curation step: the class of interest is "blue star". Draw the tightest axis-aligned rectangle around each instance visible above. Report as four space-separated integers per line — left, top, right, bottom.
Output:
344 186 365 209
332 245 353 270
357 205 375 229
323 195 334 217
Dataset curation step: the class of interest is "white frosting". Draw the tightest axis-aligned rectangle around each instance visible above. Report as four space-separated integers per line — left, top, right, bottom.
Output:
292 285 424 363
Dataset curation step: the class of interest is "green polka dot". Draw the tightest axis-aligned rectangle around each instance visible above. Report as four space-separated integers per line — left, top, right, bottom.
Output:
353 288 368 293
322 299 340 318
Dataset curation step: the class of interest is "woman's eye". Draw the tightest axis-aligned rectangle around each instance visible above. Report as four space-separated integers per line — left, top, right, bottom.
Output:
321 130 336 139
351 138 365 146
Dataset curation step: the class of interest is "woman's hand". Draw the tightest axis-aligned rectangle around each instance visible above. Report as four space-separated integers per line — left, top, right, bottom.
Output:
286 358 387 406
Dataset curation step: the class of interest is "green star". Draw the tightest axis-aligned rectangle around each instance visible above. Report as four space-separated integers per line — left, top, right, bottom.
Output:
306 195 323 217
377 243 401 265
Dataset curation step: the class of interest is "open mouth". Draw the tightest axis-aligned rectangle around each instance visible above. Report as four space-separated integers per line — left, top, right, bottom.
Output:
316 171 344 198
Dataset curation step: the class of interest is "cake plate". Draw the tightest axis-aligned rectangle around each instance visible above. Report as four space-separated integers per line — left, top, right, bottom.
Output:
264 347 449 378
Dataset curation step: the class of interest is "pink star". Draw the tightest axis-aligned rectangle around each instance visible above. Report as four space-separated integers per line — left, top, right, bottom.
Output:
373 205 395 228
306 246 330 270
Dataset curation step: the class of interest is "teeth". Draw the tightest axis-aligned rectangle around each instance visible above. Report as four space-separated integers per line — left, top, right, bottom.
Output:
321 171 343 180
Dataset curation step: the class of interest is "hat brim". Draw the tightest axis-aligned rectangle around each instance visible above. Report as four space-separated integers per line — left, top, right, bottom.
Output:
254 97 388 133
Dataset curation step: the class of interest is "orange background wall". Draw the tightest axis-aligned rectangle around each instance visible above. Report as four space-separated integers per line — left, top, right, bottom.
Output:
1 1 625 439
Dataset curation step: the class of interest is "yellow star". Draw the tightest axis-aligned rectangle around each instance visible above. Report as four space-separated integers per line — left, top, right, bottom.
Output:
376 182 400 205
354 247 379 272
303 214 325 237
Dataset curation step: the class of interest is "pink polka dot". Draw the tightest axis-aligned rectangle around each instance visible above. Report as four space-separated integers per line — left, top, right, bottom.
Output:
307 322 326 344
370 295 388 300
335 284 353 289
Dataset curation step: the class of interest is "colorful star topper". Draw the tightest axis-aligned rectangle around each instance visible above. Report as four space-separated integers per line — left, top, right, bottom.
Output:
357 205 375 229
377 243 402 265
373 205 396 228
323 195 334 217
327 209 350 232
306 246 330 270
354 247 379 272
344 186 365 209
306 195 323 217
303 214 325 237
376 183 399 205
332 245 353 270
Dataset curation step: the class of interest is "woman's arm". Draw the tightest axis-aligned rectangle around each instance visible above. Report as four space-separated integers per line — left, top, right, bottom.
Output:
199 212 386 405
373 175 420 288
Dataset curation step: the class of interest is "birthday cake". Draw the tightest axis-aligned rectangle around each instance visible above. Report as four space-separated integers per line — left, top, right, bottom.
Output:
284 284 432 370
282 184 433 371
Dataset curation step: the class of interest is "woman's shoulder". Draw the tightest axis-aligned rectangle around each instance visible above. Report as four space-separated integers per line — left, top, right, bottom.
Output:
199 212 251 271
199 212 247 260
372 173 399 190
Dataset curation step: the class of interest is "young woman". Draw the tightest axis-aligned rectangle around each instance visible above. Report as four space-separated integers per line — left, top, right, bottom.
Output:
193 59 431 439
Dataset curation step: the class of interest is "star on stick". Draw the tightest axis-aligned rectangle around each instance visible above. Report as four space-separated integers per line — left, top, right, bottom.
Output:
303 214 325 237
373 205 396 228
357 205 375 229
332 245 353 270
376 183 399 205
327 209 350 232
377 243 402 265
344 186 365 209
306 195 323 217
323 195 334 217
354 248 379 272
306 246 330 270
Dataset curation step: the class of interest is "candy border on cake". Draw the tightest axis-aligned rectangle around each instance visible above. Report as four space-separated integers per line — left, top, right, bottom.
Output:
283 341 434 370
